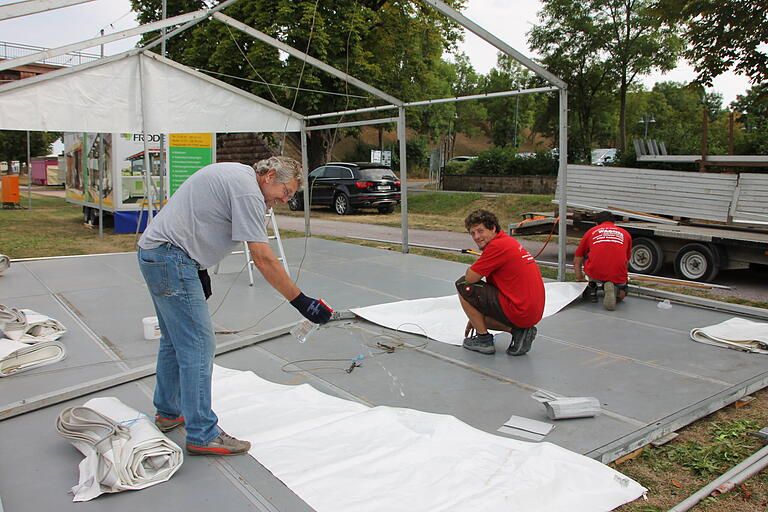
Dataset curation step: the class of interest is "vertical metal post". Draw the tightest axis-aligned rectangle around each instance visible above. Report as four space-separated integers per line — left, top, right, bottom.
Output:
159 0 167 211
699 107 708 172
138 55 153 223
300 121 310 236
98 31 104 237
26 131 31 210
557 88 568 281
98 134 104 237
397 107 408 253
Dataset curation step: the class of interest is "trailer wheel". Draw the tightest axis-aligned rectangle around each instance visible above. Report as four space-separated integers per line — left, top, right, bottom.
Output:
629 237 664 275
674 243 719 282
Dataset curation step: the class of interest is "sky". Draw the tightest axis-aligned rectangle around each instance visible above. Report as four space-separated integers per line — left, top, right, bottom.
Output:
0 0 754 106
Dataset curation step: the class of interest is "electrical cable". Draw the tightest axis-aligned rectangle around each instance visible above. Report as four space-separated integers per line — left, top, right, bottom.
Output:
532 216 559 259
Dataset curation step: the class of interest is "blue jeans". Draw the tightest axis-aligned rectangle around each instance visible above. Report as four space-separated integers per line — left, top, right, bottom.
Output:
138 244 219 446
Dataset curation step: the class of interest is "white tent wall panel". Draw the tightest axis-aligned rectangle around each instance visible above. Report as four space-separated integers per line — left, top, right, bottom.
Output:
0 55 142 133
0 52 302 134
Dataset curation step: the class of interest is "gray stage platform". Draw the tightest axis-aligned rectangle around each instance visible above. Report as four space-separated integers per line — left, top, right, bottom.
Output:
1 237 766 511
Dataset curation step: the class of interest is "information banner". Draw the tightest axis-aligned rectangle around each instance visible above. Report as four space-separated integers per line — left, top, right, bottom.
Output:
168 133 214 195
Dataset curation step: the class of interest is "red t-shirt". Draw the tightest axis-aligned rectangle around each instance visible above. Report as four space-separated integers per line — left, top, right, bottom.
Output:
469 230 545 328
574 222 632 283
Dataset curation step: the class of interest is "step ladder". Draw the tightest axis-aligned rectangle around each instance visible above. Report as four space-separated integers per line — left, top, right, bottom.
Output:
243 208 289 286
213 208 289 286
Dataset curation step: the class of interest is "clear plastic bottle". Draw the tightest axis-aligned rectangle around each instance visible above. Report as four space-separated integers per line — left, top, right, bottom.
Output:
290 318 319 343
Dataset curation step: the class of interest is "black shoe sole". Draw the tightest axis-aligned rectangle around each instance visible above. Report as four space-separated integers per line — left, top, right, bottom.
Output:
462 343 496 354
507 327 537 356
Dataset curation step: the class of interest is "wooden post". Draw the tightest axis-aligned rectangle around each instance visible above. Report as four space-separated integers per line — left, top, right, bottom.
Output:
699 108 708 172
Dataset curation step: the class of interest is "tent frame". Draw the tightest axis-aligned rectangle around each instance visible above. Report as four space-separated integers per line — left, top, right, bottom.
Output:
1 0 569 278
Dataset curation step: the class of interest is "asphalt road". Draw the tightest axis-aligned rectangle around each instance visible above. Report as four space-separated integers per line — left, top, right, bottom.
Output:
275 213 768 303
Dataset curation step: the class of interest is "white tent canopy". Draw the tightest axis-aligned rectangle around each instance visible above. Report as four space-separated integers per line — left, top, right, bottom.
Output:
0 51 302 133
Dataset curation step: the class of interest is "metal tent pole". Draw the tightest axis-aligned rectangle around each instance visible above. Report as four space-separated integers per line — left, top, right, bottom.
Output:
301 120 310 236
557 88 568 281
158 0 167 212
26 130 31 210
98 32 104 237
138 55 153 223
397 107 408 253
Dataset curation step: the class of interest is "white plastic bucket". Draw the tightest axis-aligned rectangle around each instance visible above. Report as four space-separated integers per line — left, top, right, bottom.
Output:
142 316 161 340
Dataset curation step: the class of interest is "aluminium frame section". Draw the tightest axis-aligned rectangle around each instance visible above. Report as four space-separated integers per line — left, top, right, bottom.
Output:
0 0 94 21
586 370 768 464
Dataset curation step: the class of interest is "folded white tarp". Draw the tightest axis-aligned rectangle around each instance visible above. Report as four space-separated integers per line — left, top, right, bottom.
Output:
0 305 67 342
56 397 183 502
0 254 8 273
0 338 66 377
212 365 645 512
690 317 768 354
351 282 587 345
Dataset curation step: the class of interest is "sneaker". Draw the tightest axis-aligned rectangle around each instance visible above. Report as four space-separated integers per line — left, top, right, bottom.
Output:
155 414 185 432
507 326 537 356
603 282 616 311
187 431 251 456
462 333 496 354
582 282 598 303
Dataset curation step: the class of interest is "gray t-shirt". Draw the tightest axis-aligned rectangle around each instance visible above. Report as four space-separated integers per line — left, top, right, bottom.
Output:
139 162 268 269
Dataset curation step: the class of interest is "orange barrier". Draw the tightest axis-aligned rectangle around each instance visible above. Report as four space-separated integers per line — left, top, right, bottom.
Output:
1 175 20 204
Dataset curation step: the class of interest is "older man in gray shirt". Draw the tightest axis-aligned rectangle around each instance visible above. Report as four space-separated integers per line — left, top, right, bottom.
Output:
138 156 331 456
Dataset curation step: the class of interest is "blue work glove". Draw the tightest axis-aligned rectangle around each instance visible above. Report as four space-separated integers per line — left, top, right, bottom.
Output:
290 293 333 324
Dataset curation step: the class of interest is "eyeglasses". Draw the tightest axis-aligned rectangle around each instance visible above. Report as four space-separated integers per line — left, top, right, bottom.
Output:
280 183 295 200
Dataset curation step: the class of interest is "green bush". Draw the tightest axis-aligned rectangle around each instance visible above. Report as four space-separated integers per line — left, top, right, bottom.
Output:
448 147 558 176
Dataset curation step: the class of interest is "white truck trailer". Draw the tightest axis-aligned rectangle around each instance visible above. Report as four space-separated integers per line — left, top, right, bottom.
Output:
514 164 768 282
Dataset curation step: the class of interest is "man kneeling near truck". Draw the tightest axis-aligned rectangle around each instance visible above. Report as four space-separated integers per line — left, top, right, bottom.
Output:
574 211 632 311
456 209 545 356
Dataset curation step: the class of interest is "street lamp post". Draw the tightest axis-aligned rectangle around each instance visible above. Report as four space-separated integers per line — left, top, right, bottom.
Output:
639 114 656 138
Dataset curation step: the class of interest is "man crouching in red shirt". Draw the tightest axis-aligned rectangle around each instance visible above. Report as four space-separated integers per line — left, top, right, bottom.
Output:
456 209 545 356
573 211 632 311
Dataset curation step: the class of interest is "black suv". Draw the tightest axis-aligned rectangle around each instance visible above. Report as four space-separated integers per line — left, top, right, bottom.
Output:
288 162 401 215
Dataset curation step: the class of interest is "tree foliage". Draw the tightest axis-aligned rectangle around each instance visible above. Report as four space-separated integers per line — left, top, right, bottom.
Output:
130 0 465 168
0 131 59 168
654 0 768 86
731 84 768 154
530 0 681 154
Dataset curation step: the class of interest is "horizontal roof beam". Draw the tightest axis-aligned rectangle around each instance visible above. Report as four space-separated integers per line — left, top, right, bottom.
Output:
0 0 95 21
307 86 558 120
306 116 399 131
420 0 567 89
213 12 403 107
0 9 210 72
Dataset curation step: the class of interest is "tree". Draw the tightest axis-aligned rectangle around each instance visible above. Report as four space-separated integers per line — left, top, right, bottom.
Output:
480 54 544 150
731 84 768 154
130 0 466 169
530 0 681 152
654 0 768 86
0 131 59 169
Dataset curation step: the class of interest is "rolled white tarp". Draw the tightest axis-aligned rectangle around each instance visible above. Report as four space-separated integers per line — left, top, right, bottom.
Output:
0 338 66 377
690 317 768 354
56 397 183 502
0 306 67 343
0 254 9 273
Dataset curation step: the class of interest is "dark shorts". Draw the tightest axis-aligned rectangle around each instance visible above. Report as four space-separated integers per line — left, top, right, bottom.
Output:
455 277 516 328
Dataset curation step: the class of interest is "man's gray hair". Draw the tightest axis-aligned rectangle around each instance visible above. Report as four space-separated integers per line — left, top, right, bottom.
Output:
253 156 303 188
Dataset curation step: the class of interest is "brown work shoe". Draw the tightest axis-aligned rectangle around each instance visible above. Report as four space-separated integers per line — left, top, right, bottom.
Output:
155 414 185 432
603 282 617 311
187 431 251 456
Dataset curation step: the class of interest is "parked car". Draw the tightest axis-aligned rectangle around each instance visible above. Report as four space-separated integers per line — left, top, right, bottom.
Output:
591 148 617 166
288 162 401 215
447 155 477 163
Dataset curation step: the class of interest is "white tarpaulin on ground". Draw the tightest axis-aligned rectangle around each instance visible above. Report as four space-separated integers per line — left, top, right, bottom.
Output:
690 317 768 354
351 281 587 345
0 52 301 133
56 397 183 502
212 365 645 512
